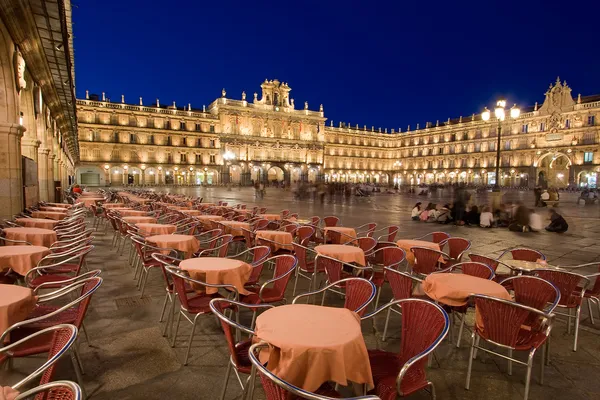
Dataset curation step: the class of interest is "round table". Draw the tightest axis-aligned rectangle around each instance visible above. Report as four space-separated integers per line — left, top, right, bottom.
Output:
181 210 204 216
76 198 104 207
258 214 281 221
0 246 49 276
219 221 250 236
180 257 253 295
44 203 71 209
3 227 57 247
0 284 37 340
31 211 68 221
38 206 69 212
101 203 126 209
255 230 293 251
315 244 366 266
117 210 148 217
396 239 440 265
324 227 358 244
135 223 177 235
15 218 59 230
422 273 511 306
146 234 200 258
122 216 157 224
195 215 224 229
255 304 374 392
501 259 556 274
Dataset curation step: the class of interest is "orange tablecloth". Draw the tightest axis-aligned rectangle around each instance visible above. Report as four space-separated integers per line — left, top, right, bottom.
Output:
0 245 49 276
195 215 224 229
259 214 281 221
122 216 157 224
255 304 373 392
31 211 68 221
180 257 253 295
324 227 357 244
422 273 511 306
102 203 126 209
136 223 177 235
147 234 200 258
15 218 59 230
79 192 101 197
219 221 250 237
0 284 37 341
396 239 440 265
39 206 69 212
45 203 71 209
117 209 148 217
315 245 366 266
167 205 190 211
255 230 293 251
3 228 57 247
76 198 104 207
181 210 204 216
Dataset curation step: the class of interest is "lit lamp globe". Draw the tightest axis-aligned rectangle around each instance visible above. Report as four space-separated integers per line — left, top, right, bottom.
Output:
495 100 506 121
481 107 491 121
510 104 521 119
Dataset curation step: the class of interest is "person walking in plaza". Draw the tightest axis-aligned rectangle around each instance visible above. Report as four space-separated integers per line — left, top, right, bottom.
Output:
546 209 569 233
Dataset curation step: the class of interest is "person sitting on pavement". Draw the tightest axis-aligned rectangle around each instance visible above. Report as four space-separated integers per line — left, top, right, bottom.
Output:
411 202 422 220
479 206 494 228
546 209 569 233
464 205 480 226
509 203 530 232
528 209 543 232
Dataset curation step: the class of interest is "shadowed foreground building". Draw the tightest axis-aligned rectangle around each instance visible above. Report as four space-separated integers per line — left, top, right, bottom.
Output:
77 78 600 189
0 0 78 219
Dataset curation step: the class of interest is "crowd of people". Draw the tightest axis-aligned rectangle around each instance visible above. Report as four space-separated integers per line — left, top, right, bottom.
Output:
411 190 569 234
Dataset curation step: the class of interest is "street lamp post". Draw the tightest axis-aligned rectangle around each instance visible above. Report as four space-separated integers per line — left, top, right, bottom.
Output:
222 150 235 186
481 100 520 191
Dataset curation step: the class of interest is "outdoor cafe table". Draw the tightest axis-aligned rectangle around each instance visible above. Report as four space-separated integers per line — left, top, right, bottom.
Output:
258 214 281 221
122 216 157 224
255 230 293 251
324 227 357 244
101 203 126 209
0 284 37 341
44 203 71 209
195 215 224 229
0 245 49 276
180 210 203 216
15 218 59 230
116 209 149 217
39 206 70 212
315 244 366 266
500 259 556 274
180 257 253 295
3 227 57 247
396 239 440 265
255 304 374 392
76 197 104 207
135 223 177 235
146 234 200 258
31 211 68 221
219 221 250 237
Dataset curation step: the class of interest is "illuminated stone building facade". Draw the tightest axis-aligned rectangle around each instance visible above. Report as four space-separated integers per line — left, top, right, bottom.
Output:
76 78 600 189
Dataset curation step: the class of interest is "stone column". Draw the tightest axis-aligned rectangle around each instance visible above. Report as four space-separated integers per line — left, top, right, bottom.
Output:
122 170 128 185
37 147 50 202
140 170 145 186
157 170 163 185
0 123 24 219
21 137 40 162
48 154 55 202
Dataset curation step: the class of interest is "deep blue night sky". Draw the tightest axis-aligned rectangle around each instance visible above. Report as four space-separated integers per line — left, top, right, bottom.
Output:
73 0 600 130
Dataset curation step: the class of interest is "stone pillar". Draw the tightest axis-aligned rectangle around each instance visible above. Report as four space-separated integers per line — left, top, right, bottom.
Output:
158 170 164 185
568 165 575 187
0 123 24 219
48 154 55 202
21 137 40 162
37 147 50 201
105 169 110 186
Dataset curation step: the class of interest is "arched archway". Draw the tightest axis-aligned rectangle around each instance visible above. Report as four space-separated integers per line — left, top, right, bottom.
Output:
109 166 123 186
267 166 284 183
129 167 142 185
145 167 158 185
75 166 104 186
290 167 301 183
307 167 318 183
535 151 572 188
164 169 174 184
230 165 241 184
577 170 598 188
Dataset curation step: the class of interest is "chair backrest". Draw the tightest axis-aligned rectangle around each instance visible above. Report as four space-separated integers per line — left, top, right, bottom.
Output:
384 225 399 242
292 243 315 273
430 232 450 244
310 216 320 226
500 275 561 313
534 269 589 307
344 278 376 316
473 294 552 348
451 261 494 280
410 247 446 275
252 219 270 231
316 254 344 282
1 324 77 390
280 223 297 233
385 268 421 301
209 298 271 368
357 237 377 255
14 381 82 400
507 248 546 262
248 342 381 400
370 246 406 269
295 226 315 243
268 255 298 297
323 216 339 227
361 299 449 397
441 237 471 260
468 253 500 272
245 246 271 284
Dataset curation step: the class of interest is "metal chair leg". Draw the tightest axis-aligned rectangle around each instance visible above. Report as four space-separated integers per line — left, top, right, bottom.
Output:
382 307 392 342
184 318 199 365
374 288 382 309
465 333 476 390
508 349 513 375
587 298 595 325
292 270 300 296
172 311 182 347
428 381 437 400
159 292 169 322
567 307 572 334
70 349 87 399
456 314 466 348
540 342 546 385
81 322 91 346
524 350 535 400
220 360 233 400
574 305 581 352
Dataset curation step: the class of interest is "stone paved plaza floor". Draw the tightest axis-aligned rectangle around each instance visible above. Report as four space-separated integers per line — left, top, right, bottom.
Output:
4 187 600 400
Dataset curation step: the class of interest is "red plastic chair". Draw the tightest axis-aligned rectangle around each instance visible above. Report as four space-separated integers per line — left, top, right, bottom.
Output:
240 255 297 307
410 247 450 275
363 298 449 399
24 245 95 289
439 237 471 262
228 246 271 289
500 248 546 262
309 216 321 226
210 298 274 400
291 243 321 296
317 254 374 296
465 294 554 400
561 262 600 325
13 381 82 400
534 269 589 351
294 226 315 244
366 246 407 308
293 277 376 317
357 237 377 258
374 225 399 243
414 231 450 244
380 268 423 342
247 342 378 400
356 222 377 237
323 216 340 227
